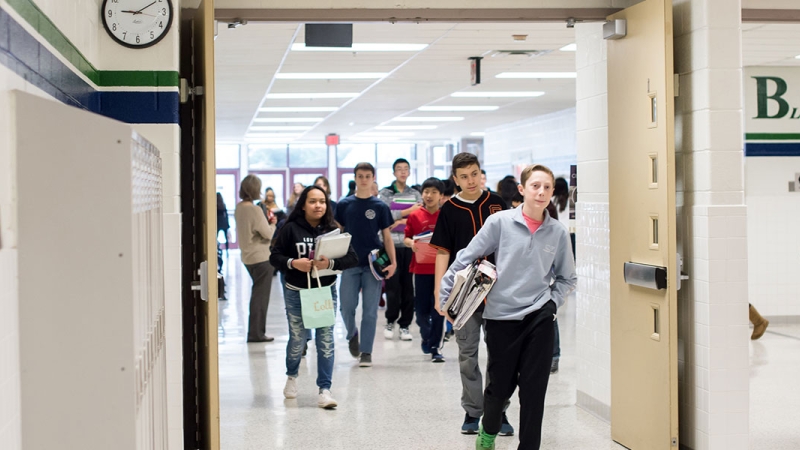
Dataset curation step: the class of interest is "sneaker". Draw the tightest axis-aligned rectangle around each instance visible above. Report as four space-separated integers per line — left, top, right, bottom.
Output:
317 389 338 409
348 331 360 358
431 349 445 363
359 353 372 367
302 341 308 357
444 329 454 342
383 323 394 339
499 413 514 436
283 376 298 399
421 341 431 354
550 358 559 374
399 327 412 341
461 413 480 434
475 426 497 449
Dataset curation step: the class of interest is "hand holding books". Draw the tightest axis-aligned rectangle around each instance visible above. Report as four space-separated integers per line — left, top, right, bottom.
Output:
442 259 498 330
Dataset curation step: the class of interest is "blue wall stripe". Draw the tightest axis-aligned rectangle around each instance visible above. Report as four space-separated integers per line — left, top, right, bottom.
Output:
0 6 178 124
744 142 800 157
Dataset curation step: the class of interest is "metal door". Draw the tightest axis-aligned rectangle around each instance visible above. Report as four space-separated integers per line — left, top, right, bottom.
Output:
607 0 679 448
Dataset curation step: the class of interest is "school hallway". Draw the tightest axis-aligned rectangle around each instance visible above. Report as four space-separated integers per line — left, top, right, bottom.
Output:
218 250 621 449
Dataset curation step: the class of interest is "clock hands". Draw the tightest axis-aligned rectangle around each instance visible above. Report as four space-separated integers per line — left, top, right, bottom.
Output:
121 1 157 15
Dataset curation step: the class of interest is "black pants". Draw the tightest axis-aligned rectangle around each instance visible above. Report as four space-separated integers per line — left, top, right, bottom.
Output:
384 245 414 328
244 260 274 340
483 301 556 449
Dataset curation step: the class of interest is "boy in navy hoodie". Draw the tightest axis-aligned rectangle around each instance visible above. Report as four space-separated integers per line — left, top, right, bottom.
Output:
440 164 577 450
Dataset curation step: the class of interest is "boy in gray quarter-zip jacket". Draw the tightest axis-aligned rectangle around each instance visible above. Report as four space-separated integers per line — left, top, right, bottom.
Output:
440 164 576 450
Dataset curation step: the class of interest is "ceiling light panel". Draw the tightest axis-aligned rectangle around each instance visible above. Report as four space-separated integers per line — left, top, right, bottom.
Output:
265 93 359 99
357 132 416 137
495 72 577 79
560 43 577 51
451 91 544 98
391 117 464 122
418 106 500 112
292 43 428 52
253 118 325 123
275 72 389 79
259 107 338 112
470 132 486 137
249 126 314 131
374 125 438 130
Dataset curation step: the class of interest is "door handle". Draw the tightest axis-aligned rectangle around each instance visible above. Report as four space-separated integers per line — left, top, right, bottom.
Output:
190 261 208 301
623 261 667 290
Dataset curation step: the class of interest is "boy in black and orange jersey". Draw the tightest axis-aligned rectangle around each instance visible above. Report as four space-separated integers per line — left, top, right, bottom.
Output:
429 152 510 436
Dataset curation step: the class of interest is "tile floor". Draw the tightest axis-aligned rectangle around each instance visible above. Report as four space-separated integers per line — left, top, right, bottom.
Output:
217 251 799 449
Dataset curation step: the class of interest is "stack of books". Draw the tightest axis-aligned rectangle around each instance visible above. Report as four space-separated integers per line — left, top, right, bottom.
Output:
390 196 418 233
443 260 498 330
412 231 436 265
310 229 352 277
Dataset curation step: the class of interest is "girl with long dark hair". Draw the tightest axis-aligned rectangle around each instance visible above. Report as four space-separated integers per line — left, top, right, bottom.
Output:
269 186 358 408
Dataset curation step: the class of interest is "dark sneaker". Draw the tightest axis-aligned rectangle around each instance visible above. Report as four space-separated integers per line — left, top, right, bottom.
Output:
421 341 431 354
444 329 454 342
475 426 497 449
348 331 360 358
550 358 559 374
461 413 480 434
431 348 445 363
358 353 372 367
499 413 514 436
302 341 308 357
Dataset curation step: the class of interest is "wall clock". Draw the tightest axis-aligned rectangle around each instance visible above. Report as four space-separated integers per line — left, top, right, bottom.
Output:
102 0 173 49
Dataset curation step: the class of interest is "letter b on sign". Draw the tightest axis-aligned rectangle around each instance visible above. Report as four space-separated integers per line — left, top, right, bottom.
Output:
754 76 790 119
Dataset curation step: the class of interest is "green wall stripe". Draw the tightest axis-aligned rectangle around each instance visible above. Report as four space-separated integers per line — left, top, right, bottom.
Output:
746 133 800 141
99 71 180 87
5 0 178 87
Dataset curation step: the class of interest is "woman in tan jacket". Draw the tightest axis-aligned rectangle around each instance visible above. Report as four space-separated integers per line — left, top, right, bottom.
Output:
235 175 278 342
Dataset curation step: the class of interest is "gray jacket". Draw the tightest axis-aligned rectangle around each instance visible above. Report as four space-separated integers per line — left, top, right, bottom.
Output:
379 181 423 247
439 206 577 321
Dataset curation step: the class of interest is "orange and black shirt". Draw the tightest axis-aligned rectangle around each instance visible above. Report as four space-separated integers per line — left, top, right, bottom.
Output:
430 190 507 268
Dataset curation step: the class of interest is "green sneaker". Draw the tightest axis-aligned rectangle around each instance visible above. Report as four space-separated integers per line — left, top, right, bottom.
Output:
475 426 497 450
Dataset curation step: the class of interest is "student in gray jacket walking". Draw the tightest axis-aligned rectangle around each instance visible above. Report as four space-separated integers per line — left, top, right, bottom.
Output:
440 164 577 450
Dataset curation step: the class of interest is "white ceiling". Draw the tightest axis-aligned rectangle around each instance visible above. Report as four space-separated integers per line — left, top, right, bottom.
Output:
214 21 800 145
214 22 578 144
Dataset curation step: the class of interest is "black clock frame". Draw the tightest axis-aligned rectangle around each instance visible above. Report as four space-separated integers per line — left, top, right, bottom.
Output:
101 0 174 49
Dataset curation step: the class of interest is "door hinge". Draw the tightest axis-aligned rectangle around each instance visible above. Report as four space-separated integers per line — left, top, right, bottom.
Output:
180 78 205 103
190 261 209 301
677 252 690 291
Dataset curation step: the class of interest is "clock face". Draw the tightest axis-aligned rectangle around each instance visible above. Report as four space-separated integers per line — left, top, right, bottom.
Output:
102 0 173 49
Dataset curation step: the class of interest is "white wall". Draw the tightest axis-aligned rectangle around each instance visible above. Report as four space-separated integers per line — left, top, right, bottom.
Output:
573 22 611 422
483 108 577 187
742 67 800 319
674 1 750 449
0 0 183 448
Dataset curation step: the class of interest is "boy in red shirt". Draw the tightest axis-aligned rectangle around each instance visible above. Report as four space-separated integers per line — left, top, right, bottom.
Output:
403 178 446 362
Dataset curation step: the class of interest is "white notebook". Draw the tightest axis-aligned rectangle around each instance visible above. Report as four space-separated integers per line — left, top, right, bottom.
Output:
314 233 352 277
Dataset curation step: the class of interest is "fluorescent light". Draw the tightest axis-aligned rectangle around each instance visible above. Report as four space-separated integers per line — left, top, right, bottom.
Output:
249 126 313 131
795 54 800 59
246 132 303 138
292 43 428 52
357 132 416 137
259 107 338 112
496 72 576 79
560 43 577 51
275 72 389 79
451 91 544 98
418 106 499 112
374 125 438 131
265 92 358 99
253 117 324 123
349 136 412 142
391 116 464 122
470 132 486 137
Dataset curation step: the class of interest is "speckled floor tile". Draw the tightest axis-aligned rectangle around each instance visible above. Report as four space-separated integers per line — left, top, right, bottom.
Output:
218 251 623 449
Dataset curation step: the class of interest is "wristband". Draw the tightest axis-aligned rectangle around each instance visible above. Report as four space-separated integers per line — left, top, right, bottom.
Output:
287 258 294 270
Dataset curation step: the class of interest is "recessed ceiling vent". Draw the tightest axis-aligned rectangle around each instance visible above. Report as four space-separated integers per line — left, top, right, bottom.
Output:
490 50 551 58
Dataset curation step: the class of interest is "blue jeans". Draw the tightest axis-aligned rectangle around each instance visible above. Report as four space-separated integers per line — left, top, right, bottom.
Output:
283 285 337 390
414 274 445 350
339 266 382 354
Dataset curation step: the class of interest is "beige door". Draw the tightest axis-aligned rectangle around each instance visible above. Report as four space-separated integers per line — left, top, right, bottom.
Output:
607 0 678 449
180 0 220 449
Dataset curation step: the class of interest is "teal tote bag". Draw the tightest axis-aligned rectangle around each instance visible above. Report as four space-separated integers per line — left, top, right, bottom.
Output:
300 267 336 329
